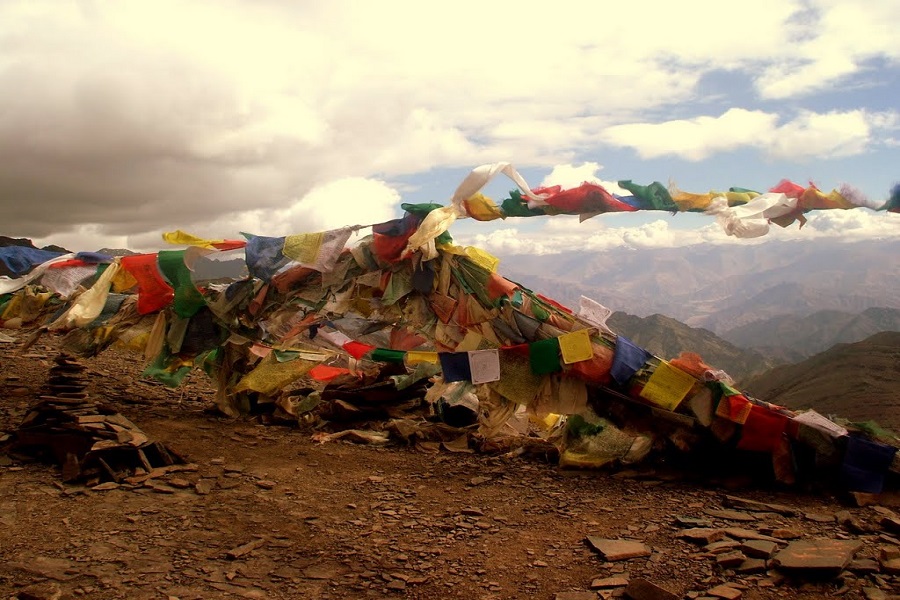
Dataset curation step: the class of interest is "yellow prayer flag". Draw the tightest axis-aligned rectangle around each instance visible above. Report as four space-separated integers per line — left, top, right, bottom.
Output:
110 267 138 293
234 353 316 395
456 330 485 352
405 351 439 366
639 360 696 412
558 329 594 364
162 230 224 249
283 232 324 264
464 193 504 221
464 246 500 273
723 191 759 206
671 191 714 211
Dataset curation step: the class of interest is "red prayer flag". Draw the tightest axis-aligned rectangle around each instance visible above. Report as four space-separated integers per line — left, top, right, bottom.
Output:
120 254 174 314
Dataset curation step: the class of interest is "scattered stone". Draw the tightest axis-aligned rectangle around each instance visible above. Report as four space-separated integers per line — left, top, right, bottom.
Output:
715 550 746 569
706 584 742 599
591 576 629 589
772 538 863 576
586 537 652 561
764 528 802 539
225 538 267 560
804 512 835 523
880 516 900 535
740 540 778 559
723 528 782 543
15 582 62 600
705 509 755 522
676 516 712 528
881 545 900 574
555 593 595 600
705 541 741 558
194 480 213 495
848 558 880 573
862 587 889 600
836 510 868 534
623 578 678 600
723 495 797 516
735 558 767 574
254 479 277 490
91 482 119 491
679 528 726 545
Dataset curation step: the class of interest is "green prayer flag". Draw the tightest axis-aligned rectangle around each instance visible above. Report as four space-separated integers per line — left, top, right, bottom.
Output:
617 180 677 212
370 348 406 363
529 337 561 375
158 250 206 318
500 190 545 218
142 350 192 387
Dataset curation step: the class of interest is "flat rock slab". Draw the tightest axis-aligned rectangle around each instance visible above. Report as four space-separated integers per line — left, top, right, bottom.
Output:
555 593 597 600
741 540 778 559
679 528 726 544
624 578 679 600
586 537 652 561
591 576 629 589
773 538 863 574
705 509 756 522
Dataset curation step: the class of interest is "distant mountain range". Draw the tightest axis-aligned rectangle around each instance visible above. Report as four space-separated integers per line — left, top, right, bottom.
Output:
495 238 900 335
722 306 900 362
606 312 775 384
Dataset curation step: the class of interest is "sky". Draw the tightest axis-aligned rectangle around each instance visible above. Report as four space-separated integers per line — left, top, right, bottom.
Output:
1 0 898 255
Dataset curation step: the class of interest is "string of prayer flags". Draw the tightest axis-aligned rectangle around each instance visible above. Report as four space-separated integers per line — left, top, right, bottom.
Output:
639 360 696 411
282 226 356 273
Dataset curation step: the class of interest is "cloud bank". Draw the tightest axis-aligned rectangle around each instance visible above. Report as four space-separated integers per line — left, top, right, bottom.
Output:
0 0 896 252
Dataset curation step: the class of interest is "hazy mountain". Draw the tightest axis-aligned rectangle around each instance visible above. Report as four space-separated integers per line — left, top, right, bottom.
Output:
722 307 900 359
495 238 900 335
606 312 777 385
741 331 900 433
95 248 137 257
0 236 70 253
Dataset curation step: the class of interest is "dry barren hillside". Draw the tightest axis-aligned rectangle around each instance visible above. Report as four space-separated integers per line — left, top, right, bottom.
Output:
743 332 900 433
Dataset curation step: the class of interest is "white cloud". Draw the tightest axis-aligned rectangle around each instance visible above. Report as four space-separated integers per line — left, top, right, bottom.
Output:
767 111 871 159
540 163 630 195
755 1 900 99
463 208 900 255
1 0 898 248
602 109 778 160
601 108 894 161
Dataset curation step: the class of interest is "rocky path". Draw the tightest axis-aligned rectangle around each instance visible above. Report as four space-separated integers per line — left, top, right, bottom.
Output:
2 340 900 599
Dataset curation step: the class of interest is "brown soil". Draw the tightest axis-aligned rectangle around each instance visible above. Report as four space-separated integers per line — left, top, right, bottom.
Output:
1 335 899 600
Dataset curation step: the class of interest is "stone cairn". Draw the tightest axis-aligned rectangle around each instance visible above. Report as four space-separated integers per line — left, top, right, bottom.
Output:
13 353 184 484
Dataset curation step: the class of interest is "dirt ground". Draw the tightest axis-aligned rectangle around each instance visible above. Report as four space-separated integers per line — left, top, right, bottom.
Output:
2 335 899 600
